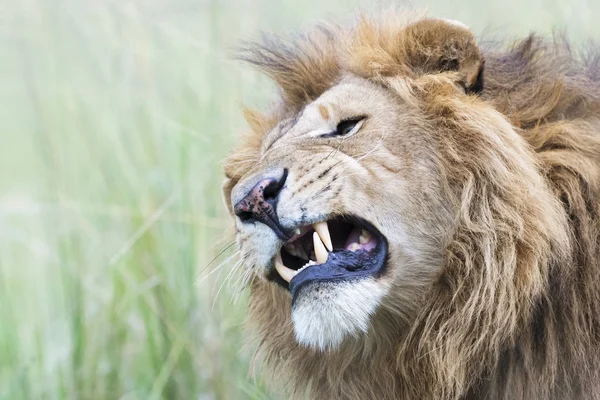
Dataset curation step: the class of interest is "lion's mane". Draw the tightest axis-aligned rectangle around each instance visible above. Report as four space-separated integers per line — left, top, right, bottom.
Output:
233 13 600 400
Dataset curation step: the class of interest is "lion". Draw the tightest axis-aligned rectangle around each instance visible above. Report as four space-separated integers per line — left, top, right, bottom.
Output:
222 12 600 400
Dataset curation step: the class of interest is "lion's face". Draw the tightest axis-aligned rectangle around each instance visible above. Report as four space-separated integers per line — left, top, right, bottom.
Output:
225 75 454 349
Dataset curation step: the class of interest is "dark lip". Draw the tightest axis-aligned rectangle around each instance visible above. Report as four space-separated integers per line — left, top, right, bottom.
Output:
267 216 389 304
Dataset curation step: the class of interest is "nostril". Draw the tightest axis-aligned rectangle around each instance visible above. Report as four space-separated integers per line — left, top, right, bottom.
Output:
263 168 288 202
263 182 279 201
237 210 254 222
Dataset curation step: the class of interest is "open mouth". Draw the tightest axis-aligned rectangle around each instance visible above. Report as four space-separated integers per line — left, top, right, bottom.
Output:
268 216 388 302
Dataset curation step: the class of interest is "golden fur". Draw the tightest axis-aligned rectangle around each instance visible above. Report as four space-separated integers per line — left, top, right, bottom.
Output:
223 13 600 399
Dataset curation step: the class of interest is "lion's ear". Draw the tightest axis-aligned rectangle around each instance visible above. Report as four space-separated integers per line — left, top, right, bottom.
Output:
402 19 484 94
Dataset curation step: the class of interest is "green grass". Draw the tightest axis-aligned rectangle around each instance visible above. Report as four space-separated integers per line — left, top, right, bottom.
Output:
1 0 598 399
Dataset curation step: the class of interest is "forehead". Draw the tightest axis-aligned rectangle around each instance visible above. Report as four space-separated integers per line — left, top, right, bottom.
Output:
261 77 392 150
304 77 387 119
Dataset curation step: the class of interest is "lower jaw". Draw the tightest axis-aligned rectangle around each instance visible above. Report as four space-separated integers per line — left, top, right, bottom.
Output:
289 239 388 303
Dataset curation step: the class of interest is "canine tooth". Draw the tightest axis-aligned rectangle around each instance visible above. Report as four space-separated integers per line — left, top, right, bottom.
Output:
313 221 333 251
275 253 296 283
359 230 371 244
313 232 329 264
295 228 301 235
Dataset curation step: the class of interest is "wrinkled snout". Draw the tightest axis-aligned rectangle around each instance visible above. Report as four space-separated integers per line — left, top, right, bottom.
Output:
233 168 289 239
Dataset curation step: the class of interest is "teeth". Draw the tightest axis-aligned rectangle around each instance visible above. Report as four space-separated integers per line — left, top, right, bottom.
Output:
359 229 371 244
313 232 329 264
348 243 361 252
275 253 296 283
294 228 301 235
297 260 316 274
313 222 333 251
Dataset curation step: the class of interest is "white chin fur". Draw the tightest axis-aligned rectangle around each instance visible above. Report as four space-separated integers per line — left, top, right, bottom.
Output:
291 277 388 351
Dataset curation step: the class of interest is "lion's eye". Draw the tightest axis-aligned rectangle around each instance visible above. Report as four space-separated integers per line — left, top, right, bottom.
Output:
322 117 366 138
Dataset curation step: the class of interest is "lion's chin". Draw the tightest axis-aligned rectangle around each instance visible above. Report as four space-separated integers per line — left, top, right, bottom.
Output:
262 216 391 350
291 277 389 351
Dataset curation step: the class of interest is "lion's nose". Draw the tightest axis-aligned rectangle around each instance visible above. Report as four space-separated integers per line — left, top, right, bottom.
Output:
233 169 289 238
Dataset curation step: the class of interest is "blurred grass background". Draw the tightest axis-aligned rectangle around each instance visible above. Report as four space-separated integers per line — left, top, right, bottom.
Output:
1 0 598 399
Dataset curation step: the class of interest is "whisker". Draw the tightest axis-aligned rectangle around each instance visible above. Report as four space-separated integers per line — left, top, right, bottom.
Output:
196 251 239 286
223 259 243 289
327 131 388 180
228 261 246 291
356 137 385 161
322 134 349 162
231 266 252 303
237 266 256 296
212 259 242 309
198 241 236 276
209 256 232 298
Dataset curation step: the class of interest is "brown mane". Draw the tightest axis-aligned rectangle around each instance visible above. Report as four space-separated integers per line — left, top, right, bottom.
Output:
233 13 600 400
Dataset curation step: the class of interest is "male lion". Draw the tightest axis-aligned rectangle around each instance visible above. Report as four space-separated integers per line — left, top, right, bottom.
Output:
222 13 600 400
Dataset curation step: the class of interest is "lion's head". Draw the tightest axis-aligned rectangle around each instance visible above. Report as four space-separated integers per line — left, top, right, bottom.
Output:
222 13 600 400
